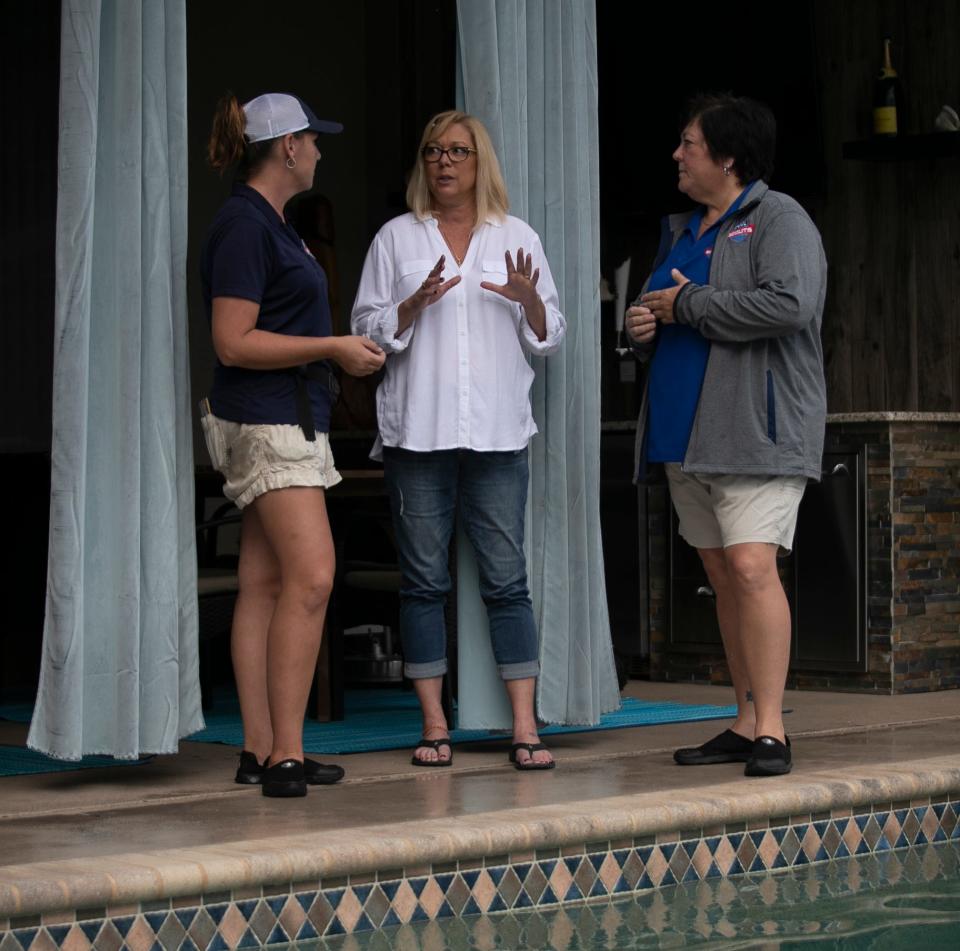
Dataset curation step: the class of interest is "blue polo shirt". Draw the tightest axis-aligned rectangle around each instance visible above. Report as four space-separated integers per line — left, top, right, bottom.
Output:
201 183 333 430
646 187 750 463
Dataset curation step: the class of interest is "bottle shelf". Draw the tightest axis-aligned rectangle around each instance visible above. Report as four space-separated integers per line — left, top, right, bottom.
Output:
842 131 960 161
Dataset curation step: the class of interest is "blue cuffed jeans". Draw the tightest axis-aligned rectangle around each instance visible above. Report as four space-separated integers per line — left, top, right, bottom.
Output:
382 447 540 681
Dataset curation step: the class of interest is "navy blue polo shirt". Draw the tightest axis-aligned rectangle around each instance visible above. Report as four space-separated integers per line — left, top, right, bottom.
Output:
646 187 750 462
201 183 333 430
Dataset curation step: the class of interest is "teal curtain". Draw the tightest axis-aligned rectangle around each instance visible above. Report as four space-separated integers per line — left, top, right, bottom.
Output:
28 0 203 759
456 0 620 725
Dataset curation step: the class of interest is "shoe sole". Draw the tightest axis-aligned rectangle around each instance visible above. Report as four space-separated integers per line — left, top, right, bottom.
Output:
306 773 345 784
674 752 752 766
262 782 308 797
744 761 792 776
236 769 345 785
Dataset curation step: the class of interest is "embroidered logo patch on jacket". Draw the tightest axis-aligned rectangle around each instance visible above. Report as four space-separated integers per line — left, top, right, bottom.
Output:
728 224 755 243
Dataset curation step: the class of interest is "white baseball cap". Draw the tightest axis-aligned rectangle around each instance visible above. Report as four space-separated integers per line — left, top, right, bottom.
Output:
242 93 343 143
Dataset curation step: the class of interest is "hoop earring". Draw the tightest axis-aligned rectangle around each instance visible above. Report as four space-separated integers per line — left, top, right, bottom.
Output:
286 156 297 169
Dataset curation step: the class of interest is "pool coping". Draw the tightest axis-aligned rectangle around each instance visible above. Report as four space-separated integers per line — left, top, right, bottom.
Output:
2 755 959 937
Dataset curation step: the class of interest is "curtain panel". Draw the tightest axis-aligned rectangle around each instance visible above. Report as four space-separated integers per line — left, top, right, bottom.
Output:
456 0 620 725
28 0 202 759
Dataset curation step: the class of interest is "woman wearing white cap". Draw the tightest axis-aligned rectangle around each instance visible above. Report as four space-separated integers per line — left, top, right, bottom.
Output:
200 92 385 797
352 111 565 770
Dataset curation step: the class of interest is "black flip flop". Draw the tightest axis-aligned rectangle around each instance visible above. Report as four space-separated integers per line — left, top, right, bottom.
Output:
509 742 556 771
411 737 453 767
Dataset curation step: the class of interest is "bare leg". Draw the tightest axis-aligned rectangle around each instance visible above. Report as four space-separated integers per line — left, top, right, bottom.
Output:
251 486 335 765
232 505 280 762
505 677 553 766
698 547 755 740
411 676 452 764
723 542 790 742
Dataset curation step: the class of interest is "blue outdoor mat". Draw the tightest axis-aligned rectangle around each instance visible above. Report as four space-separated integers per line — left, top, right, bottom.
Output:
0 690 737 759
0 745 148 778
187 688 737 754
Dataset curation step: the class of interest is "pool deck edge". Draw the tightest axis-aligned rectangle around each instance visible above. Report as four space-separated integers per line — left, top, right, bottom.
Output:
4 754 959 920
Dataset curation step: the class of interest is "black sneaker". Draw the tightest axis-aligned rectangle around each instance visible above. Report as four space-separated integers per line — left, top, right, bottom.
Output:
673 729 754 766
262 759 308 797
235 751 344 786
235 750 265 785
744 735 792 776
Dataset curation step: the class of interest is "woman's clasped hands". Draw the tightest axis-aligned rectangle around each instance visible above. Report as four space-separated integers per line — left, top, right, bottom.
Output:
333 335 386 375
626 267 691 343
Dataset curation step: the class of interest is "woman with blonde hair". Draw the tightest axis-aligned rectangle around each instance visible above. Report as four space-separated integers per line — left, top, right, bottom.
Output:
352 110 565 769
201 92 385 796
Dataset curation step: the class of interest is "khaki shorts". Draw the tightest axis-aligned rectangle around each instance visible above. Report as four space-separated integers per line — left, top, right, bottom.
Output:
665 463 807 553
201 413 341 509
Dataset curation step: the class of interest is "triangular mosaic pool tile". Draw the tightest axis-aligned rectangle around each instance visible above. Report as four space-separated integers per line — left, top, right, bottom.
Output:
265 896 287 917
236 927 260 949
45 927 71 946
461 897 481 917
487 894 508 913
79 922 104 944
352 884 372 905
378 880 400 901
261 924 285 946
294 893 313 913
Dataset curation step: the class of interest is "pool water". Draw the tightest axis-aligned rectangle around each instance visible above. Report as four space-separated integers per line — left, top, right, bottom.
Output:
315 840 960 949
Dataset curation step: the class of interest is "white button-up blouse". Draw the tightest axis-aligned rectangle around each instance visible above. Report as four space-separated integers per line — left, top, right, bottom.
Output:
351 213 565 453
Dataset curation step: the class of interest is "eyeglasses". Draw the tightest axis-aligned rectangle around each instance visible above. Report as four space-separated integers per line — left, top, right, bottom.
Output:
421 145 477 163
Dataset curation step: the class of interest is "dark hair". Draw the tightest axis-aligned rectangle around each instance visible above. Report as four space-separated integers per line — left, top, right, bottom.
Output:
206 92 304 179
684 94 776 184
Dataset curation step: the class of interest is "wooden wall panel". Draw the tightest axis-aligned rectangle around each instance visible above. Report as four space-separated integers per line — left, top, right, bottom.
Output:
0 3 59 452
812 0 960 412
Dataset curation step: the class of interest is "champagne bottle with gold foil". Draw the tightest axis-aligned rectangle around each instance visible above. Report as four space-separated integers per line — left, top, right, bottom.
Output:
873 37 900 136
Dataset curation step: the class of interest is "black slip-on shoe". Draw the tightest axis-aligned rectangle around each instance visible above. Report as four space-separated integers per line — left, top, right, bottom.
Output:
744 735 792 776
236 751 344 786
673 729 754 766
235 750 264 785
262 759 308 797
304 758 345 785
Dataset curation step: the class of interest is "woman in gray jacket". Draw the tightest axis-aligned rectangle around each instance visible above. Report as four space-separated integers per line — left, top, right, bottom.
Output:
626 94 827 777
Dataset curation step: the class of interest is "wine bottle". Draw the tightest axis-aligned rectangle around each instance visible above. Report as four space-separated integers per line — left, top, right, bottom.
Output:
873 37 900 136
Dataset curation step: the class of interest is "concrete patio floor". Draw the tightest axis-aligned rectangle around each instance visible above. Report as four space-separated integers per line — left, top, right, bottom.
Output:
2 680 958 874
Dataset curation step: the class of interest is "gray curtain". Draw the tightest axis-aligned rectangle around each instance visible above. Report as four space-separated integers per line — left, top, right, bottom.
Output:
28 0 203 759
456 0 620 725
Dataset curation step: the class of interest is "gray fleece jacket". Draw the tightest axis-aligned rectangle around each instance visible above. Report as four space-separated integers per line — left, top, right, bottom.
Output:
632 180 827 482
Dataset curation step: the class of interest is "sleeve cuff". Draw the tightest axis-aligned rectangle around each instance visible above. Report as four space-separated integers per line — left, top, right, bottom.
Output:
374 306 413 353
519 305 564 354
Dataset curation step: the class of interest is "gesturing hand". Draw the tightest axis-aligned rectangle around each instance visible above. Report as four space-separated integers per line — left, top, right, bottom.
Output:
640 269 690 325
408 256 462 315
334 336 386 377
480 248 541 311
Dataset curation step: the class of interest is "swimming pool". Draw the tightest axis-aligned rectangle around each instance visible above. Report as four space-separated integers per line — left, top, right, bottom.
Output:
320 840 960 949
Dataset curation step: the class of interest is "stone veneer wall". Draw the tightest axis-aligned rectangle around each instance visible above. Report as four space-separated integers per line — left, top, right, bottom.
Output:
646 417 960 695
889 422 960 692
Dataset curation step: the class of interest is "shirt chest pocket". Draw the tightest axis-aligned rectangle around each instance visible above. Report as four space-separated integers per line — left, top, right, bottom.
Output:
480 260 514 311
396 259 434 299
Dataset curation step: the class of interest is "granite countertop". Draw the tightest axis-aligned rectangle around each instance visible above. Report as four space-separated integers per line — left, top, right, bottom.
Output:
827 412 960 423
